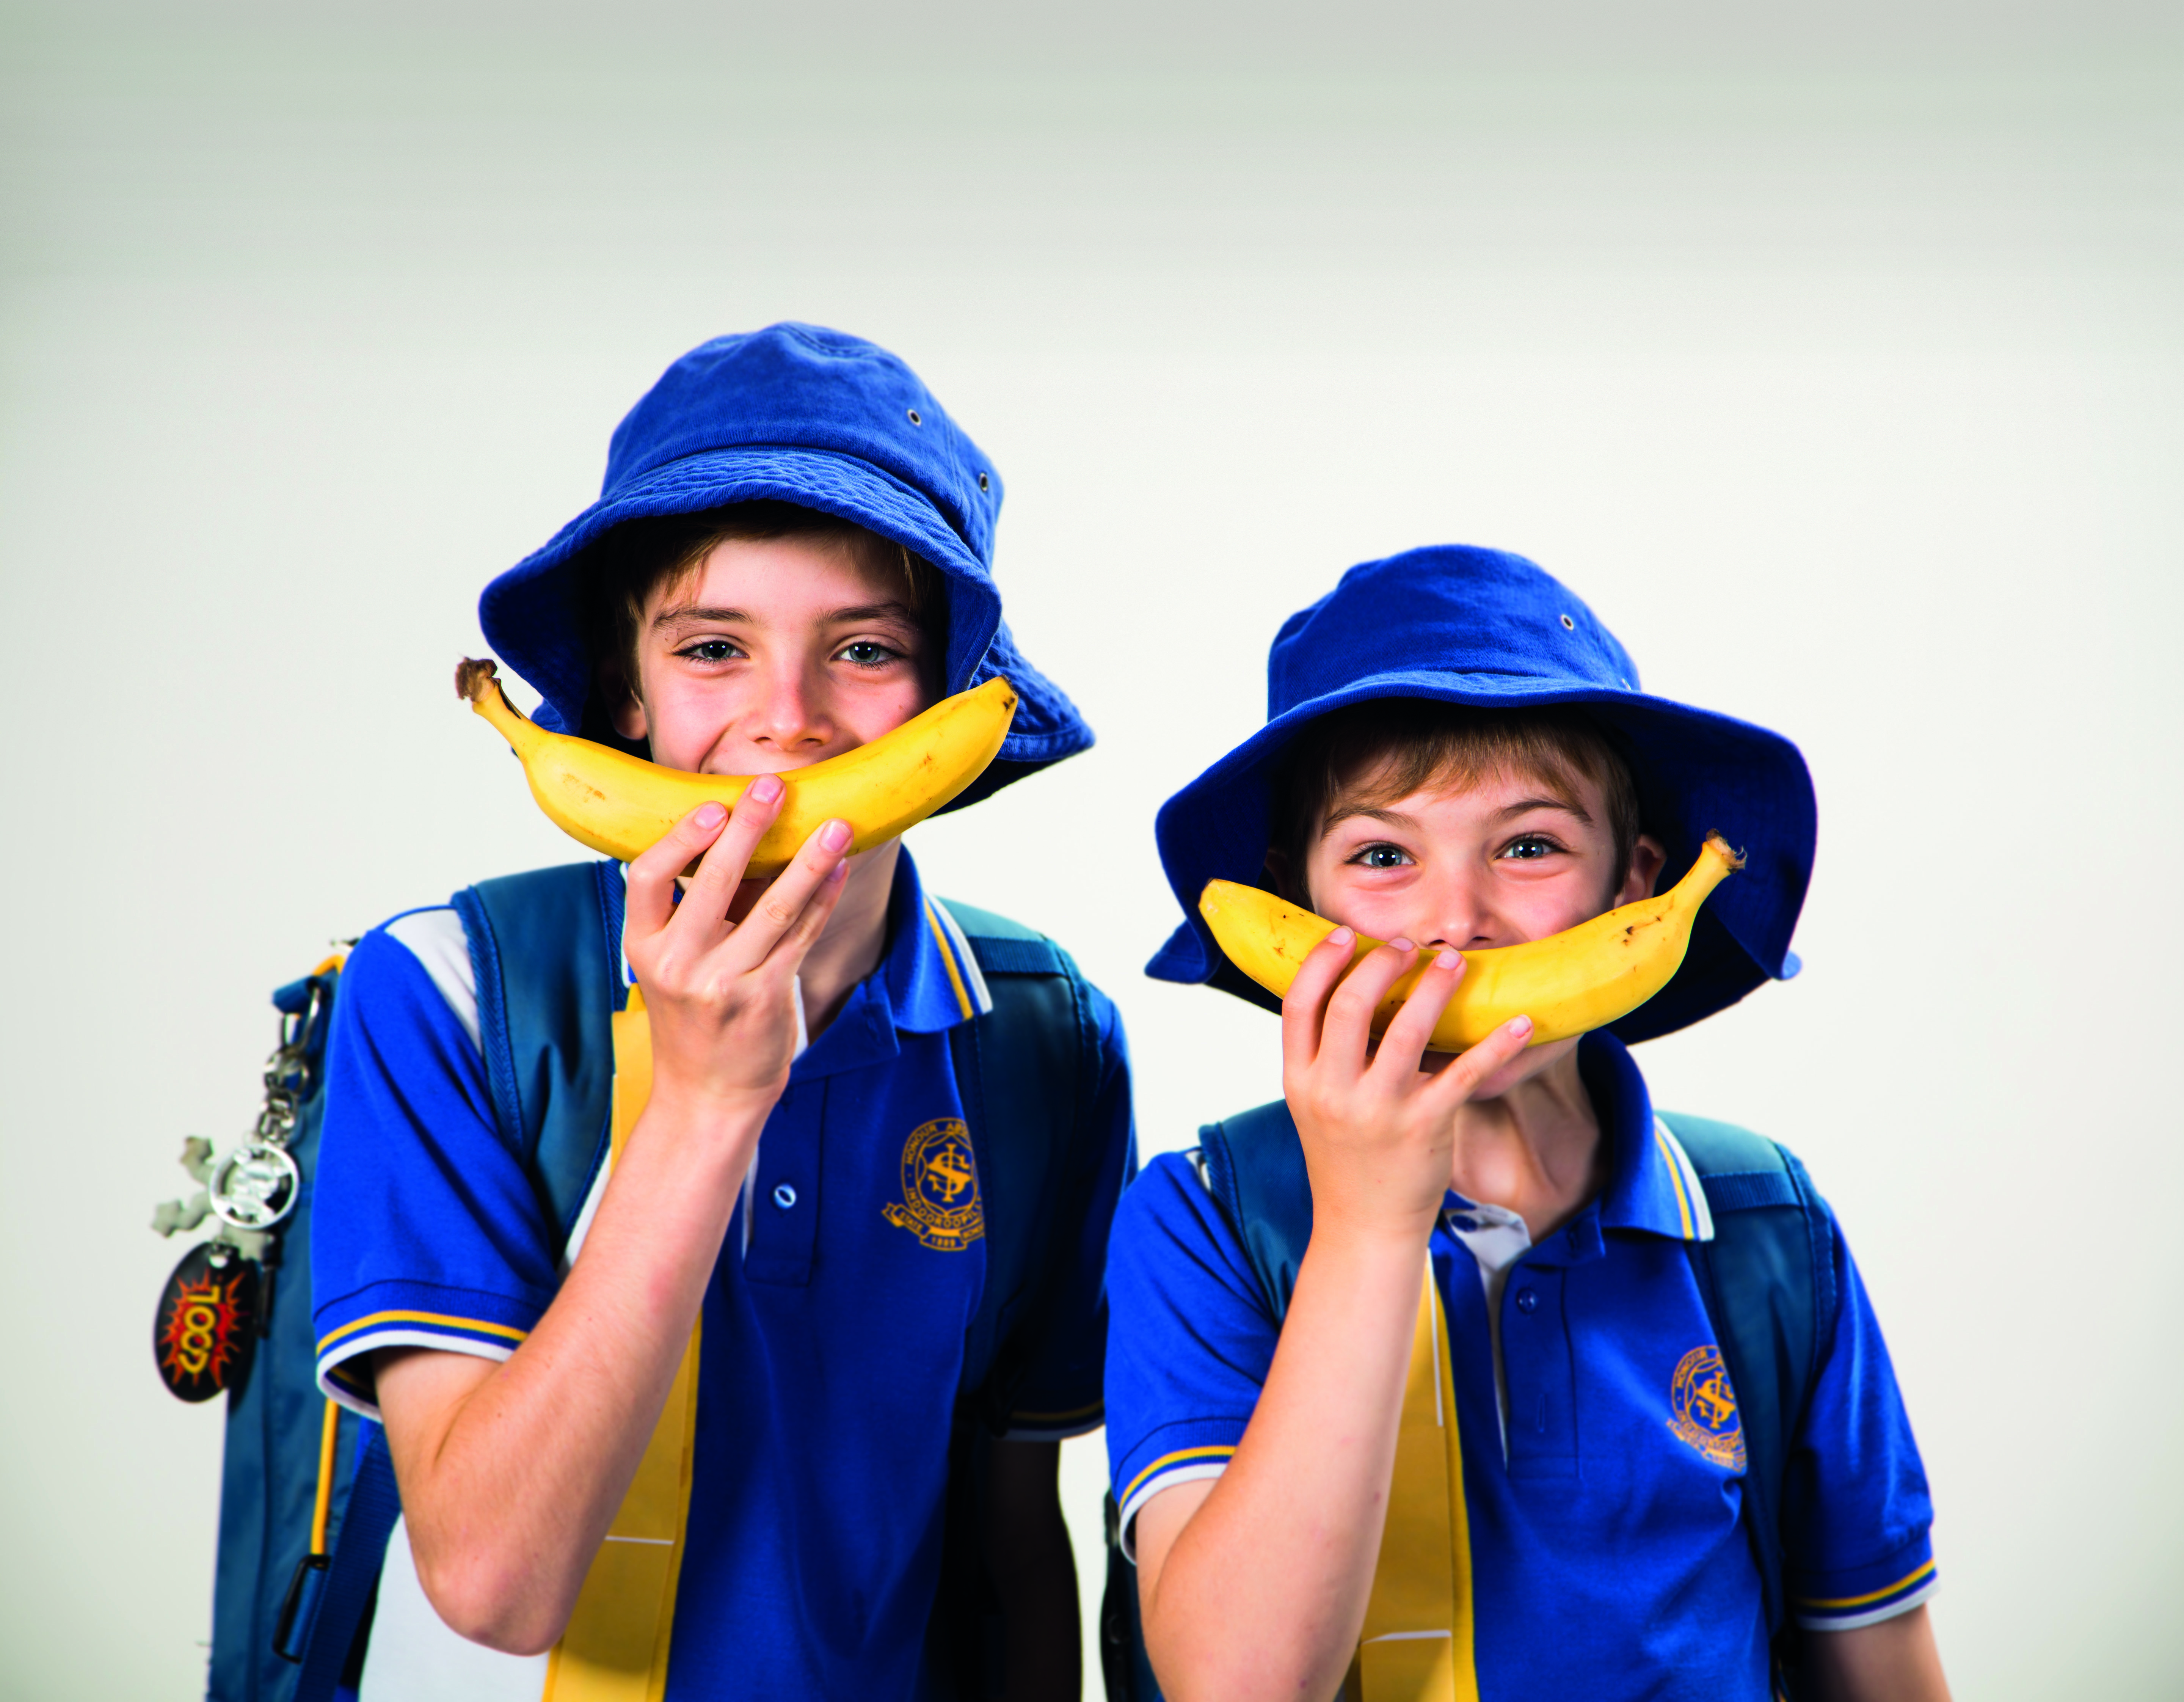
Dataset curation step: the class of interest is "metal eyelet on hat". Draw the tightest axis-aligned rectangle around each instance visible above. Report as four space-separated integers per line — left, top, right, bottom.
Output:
906 408 923 426
772 1182 797 1209
978 472 989 491
1559 613 1576 631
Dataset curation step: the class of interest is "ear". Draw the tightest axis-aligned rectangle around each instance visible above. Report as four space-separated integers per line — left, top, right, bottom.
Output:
1619 834 1668 905
1261 848 1310 911
599 658 648 743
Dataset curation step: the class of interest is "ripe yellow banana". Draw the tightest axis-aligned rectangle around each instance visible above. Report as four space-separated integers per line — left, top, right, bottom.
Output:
1198 834 1744 1051
456 659 1018 875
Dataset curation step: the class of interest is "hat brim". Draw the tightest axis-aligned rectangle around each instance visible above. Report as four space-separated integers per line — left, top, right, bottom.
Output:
1147 669 1814 1044
479 445 1092 784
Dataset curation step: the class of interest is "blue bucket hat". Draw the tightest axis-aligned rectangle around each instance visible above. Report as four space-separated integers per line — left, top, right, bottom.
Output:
479 323 1092 807
1148 545 1816 1044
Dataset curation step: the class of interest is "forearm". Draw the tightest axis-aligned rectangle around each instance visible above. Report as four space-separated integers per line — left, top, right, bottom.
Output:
1804 1606 1950 1702
1141 1228 1425 1702
380 1094 758 1653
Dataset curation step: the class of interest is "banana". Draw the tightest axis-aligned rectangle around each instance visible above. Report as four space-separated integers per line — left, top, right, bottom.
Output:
1198 834 1744 1052
456 659 1018 875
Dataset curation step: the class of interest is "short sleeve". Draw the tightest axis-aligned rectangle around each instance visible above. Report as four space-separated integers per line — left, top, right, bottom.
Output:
1102 1152 1281 1556
996 986 1138 1441
310 917 564 1418
1781 1217 1939 1630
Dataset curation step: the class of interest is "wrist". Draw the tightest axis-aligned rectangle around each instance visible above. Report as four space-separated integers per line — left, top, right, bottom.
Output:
1298 1211 1436 1280
625 1082 773 1174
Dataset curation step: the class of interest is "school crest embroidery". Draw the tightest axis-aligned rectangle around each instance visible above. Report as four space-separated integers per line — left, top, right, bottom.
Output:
882 1117 985 1251
1667 1344 1747 1470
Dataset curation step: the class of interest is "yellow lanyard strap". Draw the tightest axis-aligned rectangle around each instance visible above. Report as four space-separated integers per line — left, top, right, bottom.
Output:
1348 1258 1480 1702
543 988 704 1702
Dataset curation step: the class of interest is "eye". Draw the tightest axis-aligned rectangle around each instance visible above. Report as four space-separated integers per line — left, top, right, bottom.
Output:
1347 842 1415 870
836 639 904 668
1500 834 1561 862
676 639 744 664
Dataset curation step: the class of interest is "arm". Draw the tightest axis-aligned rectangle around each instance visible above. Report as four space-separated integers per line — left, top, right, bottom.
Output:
376 780 850 1653
1134 934 1532 1702
1806 1606 1950 1702
982 1440 1079 1702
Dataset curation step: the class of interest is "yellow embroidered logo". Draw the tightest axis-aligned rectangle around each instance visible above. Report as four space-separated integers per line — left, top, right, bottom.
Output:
882 1117 985 1252
1667 1344 1747 1471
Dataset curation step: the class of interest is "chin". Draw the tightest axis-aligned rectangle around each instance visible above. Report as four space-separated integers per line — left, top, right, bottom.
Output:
1464 1032 1580 1100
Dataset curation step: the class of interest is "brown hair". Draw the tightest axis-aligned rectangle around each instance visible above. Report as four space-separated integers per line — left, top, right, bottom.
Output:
1269 698 1644 899
577 501 946 708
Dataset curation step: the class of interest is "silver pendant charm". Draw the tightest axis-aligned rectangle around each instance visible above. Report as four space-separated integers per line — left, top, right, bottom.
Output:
207 1141 300 1231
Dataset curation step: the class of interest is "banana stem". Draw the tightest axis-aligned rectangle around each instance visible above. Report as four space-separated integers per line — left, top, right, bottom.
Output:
456 657 546 758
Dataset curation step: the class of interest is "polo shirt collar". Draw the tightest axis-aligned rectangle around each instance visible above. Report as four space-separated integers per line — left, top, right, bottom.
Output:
1583 1032 1715 1243
884 850 993 1035
774 850 992 1079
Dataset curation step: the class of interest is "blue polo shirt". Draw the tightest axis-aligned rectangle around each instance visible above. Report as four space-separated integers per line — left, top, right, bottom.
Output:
312 852 1134 1702
1105 1035 1935 1699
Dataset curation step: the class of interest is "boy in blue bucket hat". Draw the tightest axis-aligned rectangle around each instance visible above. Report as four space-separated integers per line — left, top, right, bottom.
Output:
1103 547 1946 1701
309 325 1133 1701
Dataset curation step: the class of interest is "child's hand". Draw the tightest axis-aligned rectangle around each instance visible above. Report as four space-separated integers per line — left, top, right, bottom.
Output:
1281 931 1533 1248
622 776 851 1124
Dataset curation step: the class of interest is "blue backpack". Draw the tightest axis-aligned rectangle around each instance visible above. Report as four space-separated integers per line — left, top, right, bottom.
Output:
194 861 1106 1702
1098 1101 1840 1702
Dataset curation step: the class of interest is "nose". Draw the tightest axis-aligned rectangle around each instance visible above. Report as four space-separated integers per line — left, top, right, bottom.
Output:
748 659 834 755
1417 868 1502 953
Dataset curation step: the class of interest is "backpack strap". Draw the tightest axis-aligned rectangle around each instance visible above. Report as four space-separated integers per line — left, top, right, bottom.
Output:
452 860 624 1248
937 899 1098 1429
290 1423 402 1702
1198 1100 1314 1325
929 900 1105 1702
1662 1111 1839 1693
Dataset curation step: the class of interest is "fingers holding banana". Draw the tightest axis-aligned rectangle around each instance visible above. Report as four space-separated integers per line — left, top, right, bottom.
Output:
623 779 854 1110
1284 928 1536 1242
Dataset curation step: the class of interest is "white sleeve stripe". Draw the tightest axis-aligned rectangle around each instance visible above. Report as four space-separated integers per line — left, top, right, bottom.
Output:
384 908 482 1052
315 1331 518 1420
1795 1577 1938 1632
1114 1461 1230 1562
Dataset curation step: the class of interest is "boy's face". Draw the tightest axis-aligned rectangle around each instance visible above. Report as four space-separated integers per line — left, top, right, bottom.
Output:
1301 761 1666 1095
609 534 934 774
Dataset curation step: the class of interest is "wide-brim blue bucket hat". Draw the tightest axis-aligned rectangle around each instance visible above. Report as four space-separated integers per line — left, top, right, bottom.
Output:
479 323 1092 808
1148 545 1816 1044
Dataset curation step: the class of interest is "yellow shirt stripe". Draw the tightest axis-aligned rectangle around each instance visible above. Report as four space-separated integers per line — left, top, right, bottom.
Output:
1793 1558 1937 1610
926 902 977 1021
1120 1444 1238 1508
317 1309 530 1355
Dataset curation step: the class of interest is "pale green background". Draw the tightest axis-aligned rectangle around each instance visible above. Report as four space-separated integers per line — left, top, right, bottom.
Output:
2 2 2178 1697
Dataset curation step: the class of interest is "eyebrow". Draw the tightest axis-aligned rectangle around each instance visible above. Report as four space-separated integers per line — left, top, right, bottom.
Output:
1496 794 1594 825
1320 794 1593 833
651 601 921 632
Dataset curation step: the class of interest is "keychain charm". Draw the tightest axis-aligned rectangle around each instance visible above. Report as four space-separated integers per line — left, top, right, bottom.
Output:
155 1239 260 1401
148 977 328 1401
207 1142 299 1231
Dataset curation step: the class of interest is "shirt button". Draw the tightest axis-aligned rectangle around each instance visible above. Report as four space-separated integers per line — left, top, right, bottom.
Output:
772 1183 798 1210
1515 1286 1539 1314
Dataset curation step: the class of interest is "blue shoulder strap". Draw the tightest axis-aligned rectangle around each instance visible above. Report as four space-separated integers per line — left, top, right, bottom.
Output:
1661 1111 1838 1686
295 862 624 1699
453 860 626 1245
937 899 1098 1427
1197 1100 1314 1322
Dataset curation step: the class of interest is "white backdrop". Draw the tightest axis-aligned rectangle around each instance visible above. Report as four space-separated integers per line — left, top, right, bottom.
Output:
3 3 2179 1696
